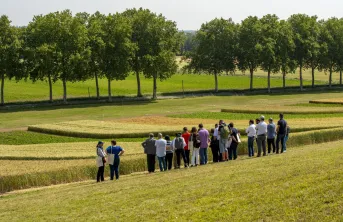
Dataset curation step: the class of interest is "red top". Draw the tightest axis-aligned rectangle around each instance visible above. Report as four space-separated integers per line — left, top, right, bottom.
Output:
182 132 191 150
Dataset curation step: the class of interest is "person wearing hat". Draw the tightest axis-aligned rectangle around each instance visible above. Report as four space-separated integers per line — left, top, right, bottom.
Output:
256 115 268 157
106 140 125 180
172 132 187 168
96 141 106 182
142 133 157 173
267 118 276 154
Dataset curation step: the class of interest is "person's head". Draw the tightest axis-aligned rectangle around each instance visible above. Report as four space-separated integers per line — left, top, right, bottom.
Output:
165 135 170 141
210 128 215 134
269 118 273 123
199 123 203 129
256 118 260 124
260 116 265 121
219 120 224 125
111 140 116 146
215 123 218 128
158 133 163 139
191 126 197 133
279 113 284 119
97 141 104 147
249 119 254 125
183 127 188 133
229 122 234 128
149 133 154 138
176 133 181 137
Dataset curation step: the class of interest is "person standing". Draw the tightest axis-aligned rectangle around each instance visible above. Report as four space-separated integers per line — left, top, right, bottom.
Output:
276 113 288 154
142 133 157 173
198 123 210 165
283 125 290 152
246 120 256 157
213 121 222 162
96 141 106 182
182 127 191 167
219 123 229 161
106 140 125 180
210 128 219 163
165 135 174 170
172 133 187 168
190 126 200 167
228 123 239 160
267 118 276 154
256 116 267 157
155 133 167 172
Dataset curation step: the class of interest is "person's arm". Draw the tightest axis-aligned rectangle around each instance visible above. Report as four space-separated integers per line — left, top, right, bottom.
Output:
171 139 175 150
231 133 238 143
276 121 280 133
98 148 105 157
104 147 108 155
182 138 186 148
119 149 125 156
141 140 147 148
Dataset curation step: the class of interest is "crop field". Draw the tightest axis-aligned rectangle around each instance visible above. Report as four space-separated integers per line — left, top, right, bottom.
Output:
309 98 343 105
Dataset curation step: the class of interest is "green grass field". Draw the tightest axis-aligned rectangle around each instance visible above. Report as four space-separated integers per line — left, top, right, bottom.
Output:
1 141 342 221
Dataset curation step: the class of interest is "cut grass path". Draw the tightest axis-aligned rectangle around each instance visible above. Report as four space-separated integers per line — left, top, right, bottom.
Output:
1 141 342 221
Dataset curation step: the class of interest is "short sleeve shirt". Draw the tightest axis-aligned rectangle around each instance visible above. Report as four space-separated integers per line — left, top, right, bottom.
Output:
277 119 287 135
231 128 238 144
155 139 167 157
106 146 123 158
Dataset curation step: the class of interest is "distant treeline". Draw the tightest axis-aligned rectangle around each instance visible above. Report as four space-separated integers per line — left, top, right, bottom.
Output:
0 9 342 105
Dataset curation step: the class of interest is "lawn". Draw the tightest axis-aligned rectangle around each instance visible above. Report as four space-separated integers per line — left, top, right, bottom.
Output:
1 141 342 221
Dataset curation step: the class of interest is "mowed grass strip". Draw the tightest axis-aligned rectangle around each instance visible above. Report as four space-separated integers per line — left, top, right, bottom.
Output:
1 141 342 221
309 98 343 105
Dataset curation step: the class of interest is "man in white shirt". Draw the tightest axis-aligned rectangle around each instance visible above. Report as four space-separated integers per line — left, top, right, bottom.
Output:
246 119 256 157
212 120 223 162
172 133 187 168
256 116 268 157
155 133 167 172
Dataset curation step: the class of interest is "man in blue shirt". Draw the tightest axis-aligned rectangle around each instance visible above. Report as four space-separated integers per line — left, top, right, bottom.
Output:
276 113 288 154
106 140 125 180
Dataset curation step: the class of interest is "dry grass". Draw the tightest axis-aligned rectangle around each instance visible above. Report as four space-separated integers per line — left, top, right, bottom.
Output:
309 98 343 105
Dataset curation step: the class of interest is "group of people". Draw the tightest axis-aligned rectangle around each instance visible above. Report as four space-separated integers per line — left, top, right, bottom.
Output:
96 113 289 181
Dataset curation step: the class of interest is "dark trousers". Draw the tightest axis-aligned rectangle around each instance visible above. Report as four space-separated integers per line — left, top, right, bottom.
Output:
147 154 156 172
248 136 255 157
257 134 267 156
211 142 220 162
165 153 173 170
228 143 238 160
267 138 276 153
184 150 190 166
97 165 105 182
276 134 286 153
175 149 187 168
109 158 120 180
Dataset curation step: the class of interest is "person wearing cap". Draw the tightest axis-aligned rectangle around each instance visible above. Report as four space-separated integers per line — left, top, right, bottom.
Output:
198 123 210 165
267 118 276 154
182 127 191 166
142 133 157 173
276 113 288 154
246 120 256 157
96 141 106 182
172 133 187 168
165 135 174 170
256 116 268 157
155 133 167 172
106 140 125 180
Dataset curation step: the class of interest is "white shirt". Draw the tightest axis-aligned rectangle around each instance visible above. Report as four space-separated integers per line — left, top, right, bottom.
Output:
256 121 268 136
214 127 220 140
246 124 256 137
172 137 186 150
155 139 167 157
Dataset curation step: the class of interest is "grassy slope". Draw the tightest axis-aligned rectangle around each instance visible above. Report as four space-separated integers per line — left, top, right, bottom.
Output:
1 141 342 221
2 92 343 129
4 74 316 102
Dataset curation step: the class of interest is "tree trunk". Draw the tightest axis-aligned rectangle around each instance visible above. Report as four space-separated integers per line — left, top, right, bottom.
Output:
329 66 332 88
299 64 303 91
95 72 100 100
214 71 218 92
135 71 143 97
340 70 342 85
62 79 67 104
267 69 271 93
0 73 4 106
249 67 254 90
108 78 112 102
311 67 315 88
48 74 53 103
282 71 286 89
152 74 157 100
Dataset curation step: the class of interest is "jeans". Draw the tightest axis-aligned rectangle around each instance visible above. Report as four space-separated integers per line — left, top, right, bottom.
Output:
257 134 267 156
109 158 120 180
247 137 255 157
165 152 173 170
147 154 156 173
199 148 208 165
157 156 167 172
191 148 200 165
283 135 288 151
267 138 276 153
228 143 238 160
97 165 105 182
184 150 190 166
276 134 285 153
175 149 187 168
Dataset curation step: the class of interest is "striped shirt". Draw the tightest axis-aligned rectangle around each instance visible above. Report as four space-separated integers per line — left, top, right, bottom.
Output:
166 141 173 154
96 147 105 158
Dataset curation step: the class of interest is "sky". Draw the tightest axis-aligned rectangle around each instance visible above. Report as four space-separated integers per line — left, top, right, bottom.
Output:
1 0 343 30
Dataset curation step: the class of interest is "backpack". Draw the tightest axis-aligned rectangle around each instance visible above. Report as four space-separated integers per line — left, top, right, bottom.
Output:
174 137 184 150
220 126 229 139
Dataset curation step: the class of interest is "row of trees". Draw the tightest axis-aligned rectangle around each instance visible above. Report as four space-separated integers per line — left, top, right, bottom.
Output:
0 8 180 105
187 14 343 92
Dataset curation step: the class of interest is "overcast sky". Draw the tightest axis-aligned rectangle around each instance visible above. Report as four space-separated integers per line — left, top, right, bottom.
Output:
1 0 342 30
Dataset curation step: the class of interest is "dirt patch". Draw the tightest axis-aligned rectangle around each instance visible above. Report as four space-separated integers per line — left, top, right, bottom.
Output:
0 127 27 132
